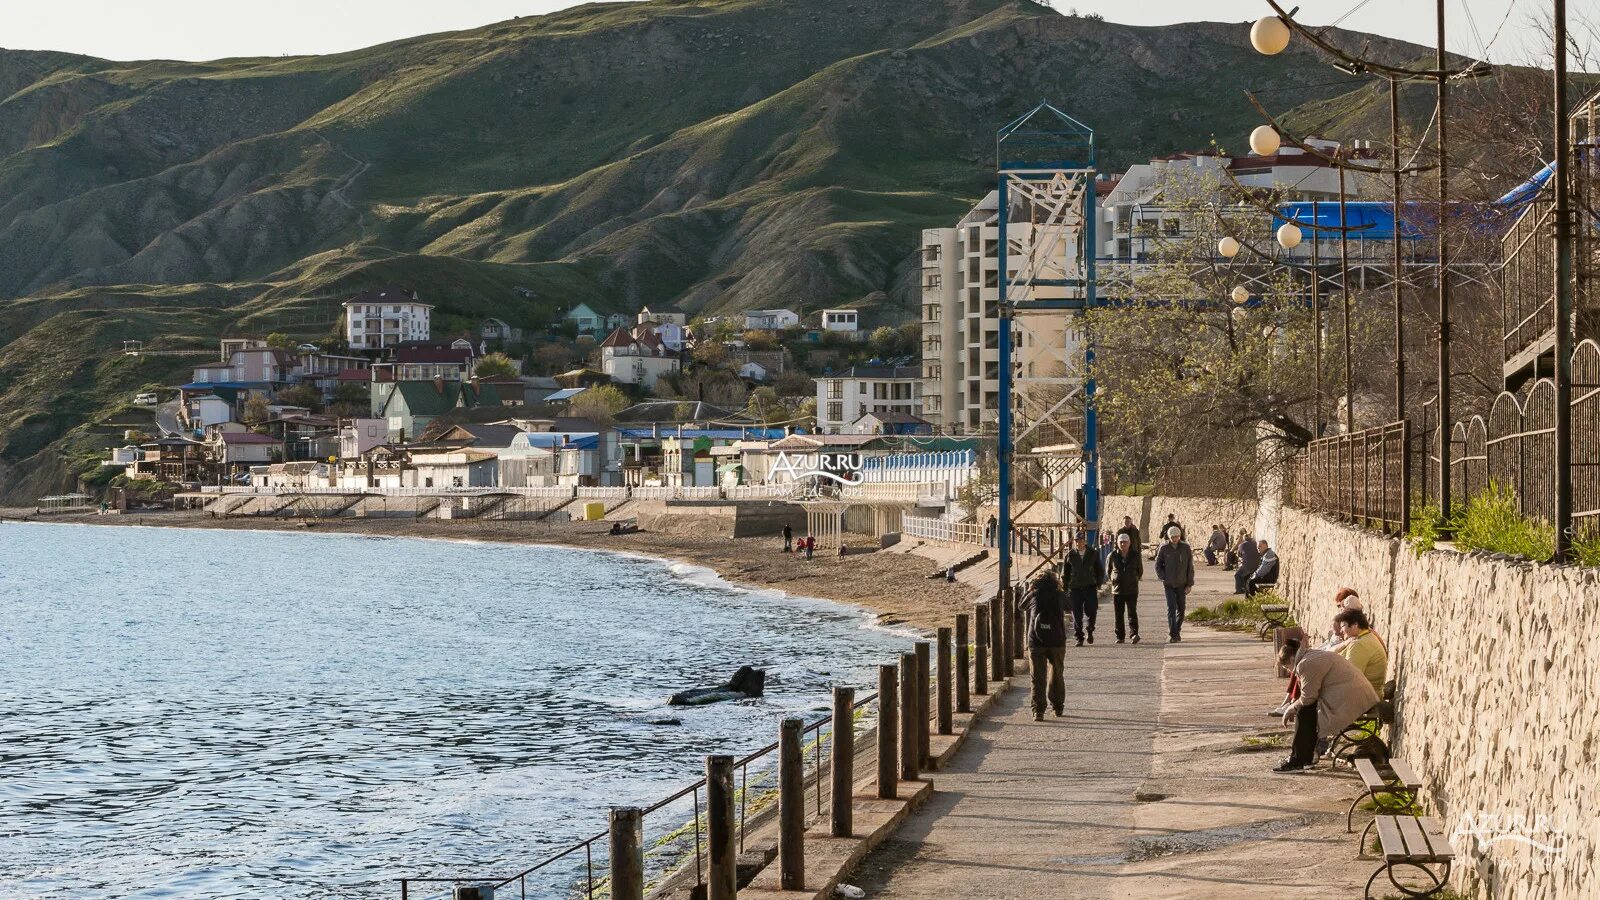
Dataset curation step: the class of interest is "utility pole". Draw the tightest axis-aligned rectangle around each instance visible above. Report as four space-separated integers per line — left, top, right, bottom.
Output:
1435 0 1454 520
1390 77 1406 423
1339 161 1354 433
1553 0 1574 560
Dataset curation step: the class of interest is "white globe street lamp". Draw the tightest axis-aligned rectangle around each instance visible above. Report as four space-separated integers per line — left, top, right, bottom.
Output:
1217 236 1241 258
1276 222 1303 249
1251 16 1291 55
1249 124 1281 156
1230 285 1250 305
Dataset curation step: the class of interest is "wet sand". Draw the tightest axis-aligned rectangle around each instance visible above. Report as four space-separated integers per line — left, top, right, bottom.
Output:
4 509 981 632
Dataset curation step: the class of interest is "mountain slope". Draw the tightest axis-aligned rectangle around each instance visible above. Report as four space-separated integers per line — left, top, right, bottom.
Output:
0 0 1444 500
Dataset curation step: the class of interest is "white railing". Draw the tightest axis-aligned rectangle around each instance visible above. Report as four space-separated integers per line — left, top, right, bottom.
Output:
901 516 983 545
576 486 629 500
841 482 947 503
677 485 722 500
629 486 677 500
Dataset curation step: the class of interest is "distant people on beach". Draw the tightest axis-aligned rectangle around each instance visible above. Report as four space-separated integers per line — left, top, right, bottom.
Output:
1108 531 1143 644
1246 539 1280 597
1023 571 1068 721
803 535 815 560
1063 534 1105 646
1154 526 1193 643
985 515 998 548
783 523 793 553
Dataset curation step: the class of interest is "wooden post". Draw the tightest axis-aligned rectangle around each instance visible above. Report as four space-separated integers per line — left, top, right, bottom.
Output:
914 641 931 766
1011 586 1024 667
898 652 919 781
609 807 644 900
989 593 1004 682
1003 585 1016 677
955 613 971 713
831 686 854 838
974 604 989 697
706 755 736 900
877 663 898 799
779 717 805 890
936 627 954 735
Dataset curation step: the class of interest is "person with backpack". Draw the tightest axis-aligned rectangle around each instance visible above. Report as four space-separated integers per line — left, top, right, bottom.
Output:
1107 531 1143 644
1023 571 1069 721
1062 534 1105 646
1154 526 1194 643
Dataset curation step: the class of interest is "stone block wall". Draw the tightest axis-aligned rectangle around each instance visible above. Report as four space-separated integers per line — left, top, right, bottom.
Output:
1100 494 1260 547
1276 505 1600 899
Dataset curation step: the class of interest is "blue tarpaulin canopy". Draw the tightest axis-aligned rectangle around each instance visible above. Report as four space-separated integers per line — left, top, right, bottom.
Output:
1274 202 1428 240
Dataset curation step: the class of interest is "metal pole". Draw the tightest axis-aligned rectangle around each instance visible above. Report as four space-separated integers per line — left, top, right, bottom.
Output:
877 664 898 799
609 807 644 900
955 613 972 713
831 687 854 838
936 627 954 735
1339 162 1355 433
1084 175 1100 545
898 653 919 781
974 603 990 697
1435 0 1454 521
997 170 1014 621
778 718 805 890
989 592 1004 682
914 641 931 766
1312 199 1323 437
1390 77 1407 424
1553 0 1575 561
706 755 736 900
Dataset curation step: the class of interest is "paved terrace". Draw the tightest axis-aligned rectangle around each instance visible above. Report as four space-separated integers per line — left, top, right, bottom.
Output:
850 557 1377 898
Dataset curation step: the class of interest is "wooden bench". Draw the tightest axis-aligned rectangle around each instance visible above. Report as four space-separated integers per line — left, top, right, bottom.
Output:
1349 757 1424 836
1257 604 1290 640
1365 815 1455 899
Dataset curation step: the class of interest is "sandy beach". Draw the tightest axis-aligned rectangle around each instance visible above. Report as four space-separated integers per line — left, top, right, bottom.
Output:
4 509 983 632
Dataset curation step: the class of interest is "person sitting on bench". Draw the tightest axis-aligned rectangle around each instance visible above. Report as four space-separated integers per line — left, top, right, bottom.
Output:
1334 608 1388 696
1273 638 1380 773
1246 539 1279 597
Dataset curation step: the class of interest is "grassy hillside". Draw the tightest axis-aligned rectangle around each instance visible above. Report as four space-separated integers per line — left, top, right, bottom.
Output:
0 0 1450 500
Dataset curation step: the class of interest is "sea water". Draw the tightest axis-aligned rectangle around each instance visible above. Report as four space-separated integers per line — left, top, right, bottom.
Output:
0 523 910 898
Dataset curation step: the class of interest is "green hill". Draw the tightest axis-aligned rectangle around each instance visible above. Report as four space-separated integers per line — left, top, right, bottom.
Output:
0 0 1442 500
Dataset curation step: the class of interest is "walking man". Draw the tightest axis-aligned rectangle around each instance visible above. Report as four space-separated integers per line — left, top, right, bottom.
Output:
783 523 793 553
1063 534 1105 646
1154 526 1194 643
1023 571 1068 721
1116 515 1141 551
804 535 815 560
1107 532 1143 644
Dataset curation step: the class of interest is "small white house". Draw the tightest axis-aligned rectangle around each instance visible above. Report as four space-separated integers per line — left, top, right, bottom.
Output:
185 395 234 430
821 309 860 336
739 361 770 381
408 449 499 489
339 419 388 460
744 309 799 331
638 305 688 327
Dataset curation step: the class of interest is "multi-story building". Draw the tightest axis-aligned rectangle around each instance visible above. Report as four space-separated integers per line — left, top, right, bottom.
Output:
343 287 431 350
816 366 922 434
919 191 1078 434
599 324 681 388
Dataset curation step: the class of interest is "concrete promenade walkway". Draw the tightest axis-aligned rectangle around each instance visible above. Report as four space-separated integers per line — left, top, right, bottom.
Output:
851 557 1375 898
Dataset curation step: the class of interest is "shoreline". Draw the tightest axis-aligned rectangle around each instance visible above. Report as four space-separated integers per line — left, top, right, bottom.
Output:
6 510 981 632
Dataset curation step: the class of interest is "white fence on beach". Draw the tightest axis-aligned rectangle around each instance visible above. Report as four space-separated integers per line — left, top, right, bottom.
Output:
901 516 983 545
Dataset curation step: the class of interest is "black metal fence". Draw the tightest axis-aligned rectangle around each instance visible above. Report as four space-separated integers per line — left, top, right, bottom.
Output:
1152 464 1255 500
1289 420 1411 535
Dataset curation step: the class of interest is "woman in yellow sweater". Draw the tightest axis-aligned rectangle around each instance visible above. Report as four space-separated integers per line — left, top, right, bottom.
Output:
1332 608 1387 695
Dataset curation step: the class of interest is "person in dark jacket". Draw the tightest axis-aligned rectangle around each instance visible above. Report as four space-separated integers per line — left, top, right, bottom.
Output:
1063 535 1105 646
783 523 793 553
1024 571 1069 720
1247 540 1280 597
1234 532 1259 594
1154 526 1195 642
1107 532 1144 643
1116 516 1141 551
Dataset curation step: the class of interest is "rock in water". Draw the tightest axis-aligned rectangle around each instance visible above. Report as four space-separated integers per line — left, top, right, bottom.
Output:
669 666 767 706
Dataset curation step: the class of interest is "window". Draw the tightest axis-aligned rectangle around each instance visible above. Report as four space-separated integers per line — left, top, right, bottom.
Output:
826 401 843 422
424 477 434 487
828 381 843 400
1163 218 1181 236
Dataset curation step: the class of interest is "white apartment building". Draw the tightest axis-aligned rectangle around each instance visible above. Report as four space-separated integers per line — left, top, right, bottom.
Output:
920 191 1079 434
343 287 432 349
816 366 922 434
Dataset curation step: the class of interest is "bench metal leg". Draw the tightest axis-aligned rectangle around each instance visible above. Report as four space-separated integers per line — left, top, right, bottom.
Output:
1364 860 1451 900
1347 786 1417 833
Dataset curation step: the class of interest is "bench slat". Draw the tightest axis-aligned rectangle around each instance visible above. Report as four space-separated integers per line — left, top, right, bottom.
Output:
1397 815 1449 862
1375 815 1409 862
1418 816 1455 861
1260 604 1289 613
1388 759 1424 790
1354 757 1389 789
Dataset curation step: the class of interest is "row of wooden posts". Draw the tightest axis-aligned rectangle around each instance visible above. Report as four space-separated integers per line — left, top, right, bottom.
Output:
600 588 1026 900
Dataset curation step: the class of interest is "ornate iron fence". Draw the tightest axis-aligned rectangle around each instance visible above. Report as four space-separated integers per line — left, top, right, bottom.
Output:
1289 420 1410 534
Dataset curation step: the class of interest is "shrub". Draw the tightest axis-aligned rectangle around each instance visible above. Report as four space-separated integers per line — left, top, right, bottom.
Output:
1454 483 1554 562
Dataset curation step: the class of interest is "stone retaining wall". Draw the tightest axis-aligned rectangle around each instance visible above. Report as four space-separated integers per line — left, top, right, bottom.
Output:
1276 505 1599 899
1100 494 1260 546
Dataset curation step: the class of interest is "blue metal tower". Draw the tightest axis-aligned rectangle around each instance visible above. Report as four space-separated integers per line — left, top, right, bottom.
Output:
995 103 1097 597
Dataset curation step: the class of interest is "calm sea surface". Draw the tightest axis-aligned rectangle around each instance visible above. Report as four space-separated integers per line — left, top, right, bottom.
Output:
0 523 910 899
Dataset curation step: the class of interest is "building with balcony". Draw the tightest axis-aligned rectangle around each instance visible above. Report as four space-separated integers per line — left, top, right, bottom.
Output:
817 365 921 434
343 287 431 349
